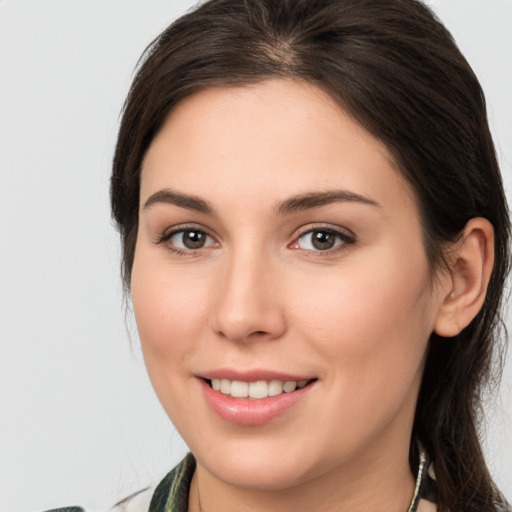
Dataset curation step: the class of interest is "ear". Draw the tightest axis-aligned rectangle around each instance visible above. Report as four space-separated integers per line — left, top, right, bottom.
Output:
434 218 494 338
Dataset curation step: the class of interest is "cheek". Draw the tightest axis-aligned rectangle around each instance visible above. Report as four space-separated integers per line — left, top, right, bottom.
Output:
288 247 434 391
290 259 433 447
130 250 211 370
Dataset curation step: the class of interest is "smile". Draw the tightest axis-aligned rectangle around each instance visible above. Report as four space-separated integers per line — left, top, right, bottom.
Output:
208 378 312 399
200 373 317 425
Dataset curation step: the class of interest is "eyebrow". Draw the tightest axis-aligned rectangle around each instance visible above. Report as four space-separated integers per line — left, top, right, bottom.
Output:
142 188 380 216
274 190 381 215
143 189 216 214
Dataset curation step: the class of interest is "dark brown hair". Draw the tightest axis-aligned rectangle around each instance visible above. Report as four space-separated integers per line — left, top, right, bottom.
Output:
111 1 510 510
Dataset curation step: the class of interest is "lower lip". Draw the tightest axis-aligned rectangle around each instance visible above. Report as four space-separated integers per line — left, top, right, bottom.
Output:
200 379 315 426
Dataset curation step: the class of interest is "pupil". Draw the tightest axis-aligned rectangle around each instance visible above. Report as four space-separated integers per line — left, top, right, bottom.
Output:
312 231 335 250
183 231 205 249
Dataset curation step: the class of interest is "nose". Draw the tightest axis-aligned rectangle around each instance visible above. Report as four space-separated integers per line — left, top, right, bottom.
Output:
210 249 287 343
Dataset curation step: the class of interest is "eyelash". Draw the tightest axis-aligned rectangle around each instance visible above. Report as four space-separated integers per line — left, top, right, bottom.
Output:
290 226 356 255
157 225 217 256
156 224 356 256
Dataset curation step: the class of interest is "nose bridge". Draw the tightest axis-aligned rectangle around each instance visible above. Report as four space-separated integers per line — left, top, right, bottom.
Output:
211 242 286 342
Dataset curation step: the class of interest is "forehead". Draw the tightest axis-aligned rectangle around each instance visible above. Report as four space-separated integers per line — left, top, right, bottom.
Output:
141 79 415 213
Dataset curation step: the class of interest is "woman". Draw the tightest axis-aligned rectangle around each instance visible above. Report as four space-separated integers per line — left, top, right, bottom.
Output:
49 0 510 511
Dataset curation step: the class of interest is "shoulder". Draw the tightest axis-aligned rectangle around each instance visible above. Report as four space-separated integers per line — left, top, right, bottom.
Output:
113 453 195 512
42 508 85 512
111 486 156 512
41 454 195 512
43 509 86 512
41 486 156 512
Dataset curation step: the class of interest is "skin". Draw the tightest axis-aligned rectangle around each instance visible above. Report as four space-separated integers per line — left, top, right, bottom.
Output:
131 79 469 512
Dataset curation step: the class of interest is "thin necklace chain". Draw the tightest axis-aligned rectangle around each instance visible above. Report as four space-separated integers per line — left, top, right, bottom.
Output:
197 473 203 512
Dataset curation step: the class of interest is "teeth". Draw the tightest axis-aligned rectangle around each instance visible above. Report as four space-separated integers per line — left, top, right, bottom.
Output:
249 380 268 399
220 379 231 394
231 380 249 398
209 378 311 399
268 380 283 397
283 380 297 392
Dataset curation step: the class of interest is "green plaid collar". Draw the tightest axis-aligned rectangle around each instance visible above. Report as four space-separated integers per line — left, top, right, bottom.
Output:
149 453 196 512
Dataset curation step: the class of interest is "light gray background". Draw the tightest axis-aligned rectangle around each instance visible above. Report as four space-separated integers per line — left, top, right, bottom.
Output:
0 1 510 511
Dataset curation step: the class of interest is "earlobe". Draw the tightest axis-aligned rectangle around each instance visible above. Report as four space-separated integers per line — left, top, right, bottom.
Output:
434 218 494 338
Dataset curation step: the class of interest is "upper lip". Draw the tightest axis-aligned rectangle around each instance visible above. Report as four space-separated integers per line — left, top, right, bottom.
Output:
199 368 315 382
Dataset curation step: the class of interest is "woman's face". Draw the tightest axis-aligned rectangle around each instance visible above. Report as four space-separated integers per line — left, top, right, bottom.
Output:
132 79 449 490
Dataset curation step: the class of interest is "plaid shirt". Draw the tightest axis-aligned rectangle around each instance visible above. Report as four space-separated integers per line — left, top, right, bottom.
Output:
47 449 510 512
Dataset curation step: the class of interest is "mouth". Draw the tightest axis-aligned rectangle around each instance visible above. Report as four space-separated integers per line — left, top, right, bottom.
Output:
204 378 317 400
199 373 317 425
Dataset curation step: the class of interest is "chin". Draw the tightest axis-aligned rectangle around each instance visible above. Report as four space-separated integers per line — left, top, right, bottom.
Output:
189 433 336 491
203 452 315 490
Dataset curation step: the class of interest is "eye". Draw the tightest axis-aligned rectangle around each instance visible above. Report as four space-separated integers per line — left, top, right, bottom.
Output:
294 228 355 252
164 229 217 251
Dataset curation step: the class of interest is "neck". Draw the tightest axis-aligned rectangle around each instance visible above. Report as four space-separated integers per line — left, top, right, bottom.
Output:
188 441 416 512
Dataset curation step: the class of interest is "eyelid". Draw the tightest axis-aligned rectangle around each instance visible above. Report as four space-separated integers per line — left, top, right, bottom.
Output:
155 222 355 255
289 224 357 252
156 223 219 253
293 223 356 240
